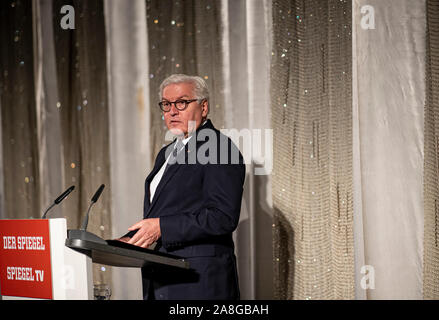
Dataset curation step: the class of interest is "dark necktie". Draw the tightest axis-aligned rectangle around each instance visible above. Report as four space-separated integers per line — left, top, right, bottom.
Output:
166 139 185 168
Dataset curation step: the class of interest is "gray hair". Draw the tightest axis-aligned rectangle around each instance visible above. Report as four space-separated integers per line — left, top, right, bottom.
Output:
159 74 210 102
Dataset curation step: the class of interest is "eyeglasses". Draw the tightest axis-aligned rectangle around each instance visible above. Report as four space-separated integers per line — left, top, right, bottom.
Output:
158 99 202 112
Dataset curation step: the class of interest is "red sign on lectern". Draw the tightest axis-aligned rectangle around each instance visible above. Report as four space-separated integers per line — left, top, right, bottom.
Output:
0 220 53 299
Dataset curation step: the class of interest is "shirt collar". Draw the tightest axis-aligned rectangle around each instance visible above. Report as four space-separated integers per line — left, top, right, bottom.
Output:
181 135 192 145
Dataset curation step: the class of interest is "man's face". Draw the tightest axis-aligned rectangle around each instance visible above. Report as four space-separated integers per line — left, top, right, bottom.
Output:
162 82 208 137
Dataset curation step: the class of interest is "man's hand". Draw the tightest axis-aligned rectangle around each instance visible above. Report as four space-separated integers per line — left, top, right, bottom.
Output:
115 237 130 243
127 218 161 248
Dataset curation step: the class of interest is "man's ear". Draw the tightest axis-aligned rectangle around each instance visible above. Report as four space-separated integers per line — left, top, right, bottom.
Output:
201 99 209 118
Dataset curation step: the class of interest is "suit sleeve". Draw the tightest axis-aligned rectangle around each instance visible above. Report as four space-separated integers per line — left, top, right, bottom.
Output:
159 160 245 249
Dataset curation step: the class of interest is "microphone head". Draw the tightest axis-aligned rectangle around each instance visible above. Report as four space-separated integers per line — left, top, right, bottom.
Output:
80 184 105 230
91 184 105 203
54 185 75 204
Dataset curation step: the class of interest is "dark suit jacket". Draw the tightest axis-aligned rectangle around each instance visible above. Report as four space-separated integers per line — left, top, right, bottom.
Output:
128 119 245 300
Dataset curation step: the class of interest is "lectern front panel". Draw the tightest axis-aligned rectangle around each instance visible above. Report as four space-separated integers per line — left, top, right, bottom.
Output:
0 220 53 299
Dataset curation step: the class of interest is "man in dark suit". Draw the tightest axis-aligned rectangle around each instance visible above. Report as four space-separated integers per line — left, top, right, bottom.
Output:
118 74 245 300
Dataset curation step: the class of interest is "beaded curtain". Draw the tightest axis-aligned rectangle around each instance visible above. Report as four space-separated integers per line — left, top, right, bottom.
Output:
51 0 112 288
146 0 225 159
0 0 40 220
0 0 112 290
271 0 354 299
424 0 439 300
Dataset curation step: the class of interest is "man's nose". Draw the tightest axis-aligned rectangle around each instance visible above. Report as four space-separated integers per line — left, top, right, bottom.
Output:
169 103 179 115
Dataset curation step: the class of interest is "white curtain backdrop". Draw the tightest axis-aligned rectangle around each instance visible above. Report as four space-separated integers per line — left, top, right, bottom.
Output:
105 0 150 300
222 0 273 300
33 0 64 220
352 0 425 299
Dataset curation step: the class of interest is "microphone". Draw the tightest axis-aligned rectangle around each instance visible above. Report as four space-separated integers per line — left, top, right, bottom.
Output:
41 186 75 219
80 184 105 231
91 184 105 203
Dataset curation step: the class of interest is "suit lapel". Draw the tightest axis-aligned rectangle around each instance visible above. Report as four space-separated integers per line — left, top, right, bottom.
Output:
142 146 168 216
146 143 190 217
146 146 168 183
